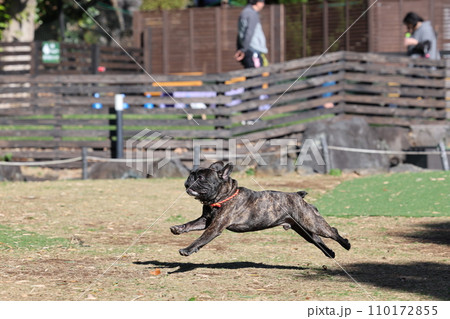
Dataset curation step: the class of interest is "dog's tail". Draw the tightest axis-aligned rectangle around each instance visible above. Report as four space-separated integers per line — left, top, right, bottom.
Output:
297 190 308 198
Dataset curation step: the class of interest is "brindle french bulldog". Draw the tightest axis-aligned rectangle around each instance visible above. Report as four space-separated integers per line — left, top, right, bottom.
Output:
170 161 350 258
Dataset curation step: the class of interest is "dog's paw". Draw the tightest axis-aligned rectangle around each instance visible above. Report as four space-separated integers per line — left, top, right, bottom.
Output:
170 225 184 235
179 247 197 256
179 248 191 256
343 239 351 250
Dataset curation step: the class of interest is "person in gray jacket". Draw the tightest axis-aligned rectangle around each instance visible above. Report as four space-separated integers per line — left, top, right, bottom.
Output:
234 0 268 68
403 12 440 60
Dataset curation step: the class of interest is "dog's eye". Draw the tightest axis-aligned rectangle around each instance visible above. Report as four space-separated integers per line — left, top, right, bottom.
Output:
197 175 205 180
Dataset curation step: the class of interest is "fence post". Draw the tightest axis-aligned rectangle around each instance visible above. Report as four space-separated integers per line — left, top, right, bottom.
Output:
114 94 124 158
345 0 350 50
144 27 152 73
215 7 222 73
320 134 331 174
193 145 200 170
323 0 329 52
302 3 307 58
162 10 169 74
91 43 100 74
82 147 88 180
31 41 40 76
438 140 449 171
446 59 450 120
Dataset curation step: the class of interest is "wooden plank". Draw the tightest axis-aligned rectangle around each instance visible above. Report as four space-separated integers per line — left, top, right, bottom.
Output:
0 95 233 106
100 62 142 70
0 60 31 67
343 83 446 98
344 51 446 68
0 118 231 128
230 83 343 113
219 62 344 92
238 123 307 141
224 51 345 79
0 50 32 56
343 104 447 119
344 95 446 108
123 129 230 139
340 114 448 126
343 72 445 88
0 106 232 117
231 108 336 136
233 95 341 122
344 61 445 78
234 73 342 101
0 42 32 47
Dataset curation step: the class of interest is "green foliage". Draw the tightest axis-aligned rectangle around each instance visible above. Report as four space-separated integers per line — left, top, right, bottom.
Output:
141 0 189 11
0 2 12 40
245 167 255 176
35 0 108 43
329 168 342 176
229 0 247 6
315 171 450 217
0 153 12 162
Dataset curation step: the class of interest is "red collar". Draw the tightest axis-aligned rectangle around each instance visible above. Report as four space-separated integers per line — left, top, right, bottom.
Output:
210 189 240 208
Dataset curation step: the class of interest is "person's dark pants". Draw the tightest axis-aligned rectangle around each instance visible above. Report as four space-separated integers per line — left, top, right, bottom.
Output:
240 50 263 69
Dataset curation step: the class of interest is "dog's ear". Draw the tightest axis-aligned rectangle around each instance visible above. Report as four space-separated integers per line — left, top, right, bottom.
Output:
219 163 233 180
209 161 224 171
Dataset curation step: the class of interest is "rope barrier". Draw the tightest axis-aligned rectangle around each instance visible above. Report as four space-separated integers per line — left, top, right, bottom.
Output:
0 146 448 166
0 157 82 166
327 146 449 155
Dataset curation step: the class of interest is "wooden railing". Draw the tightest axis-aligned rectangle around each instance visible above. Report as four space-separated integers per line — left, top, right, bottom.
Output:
0 42 144 75
0 51 447 166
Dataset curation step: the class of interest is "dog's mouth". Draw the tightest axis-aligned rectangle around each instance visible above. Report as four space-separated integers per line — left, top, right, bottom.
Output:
186 188 200 197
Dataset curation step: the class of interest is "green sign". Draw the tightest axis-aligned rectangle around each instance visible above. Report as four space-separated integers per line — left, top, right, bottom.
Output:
42 42 60 63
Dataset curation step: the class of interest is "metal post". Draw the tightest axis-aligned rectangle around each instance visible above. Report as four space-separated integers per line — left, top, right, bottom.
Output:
82 147 88 180
320 134 331 174
438 140 449 171
115 94 124 159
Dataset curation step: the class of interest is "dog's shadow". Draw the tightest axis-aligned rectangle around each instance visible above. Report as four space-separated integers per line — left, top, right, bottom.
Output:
133 260 306 274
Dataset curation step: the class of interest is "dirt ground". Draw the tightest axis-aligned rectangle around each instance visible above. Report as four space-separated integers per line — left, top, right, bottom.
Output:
0 173 448 301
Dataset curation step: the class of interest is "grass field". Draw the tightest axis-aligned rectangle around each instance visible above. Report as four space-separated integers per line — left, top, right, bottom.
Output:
315 171 449 217
0 171 448 301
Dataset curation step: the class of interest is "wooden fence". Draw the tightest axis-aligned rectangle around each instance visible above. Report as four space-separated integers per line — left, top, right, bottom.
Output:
0 51 448 168
0 42 144 75
133 0 369 74
368 0 450 53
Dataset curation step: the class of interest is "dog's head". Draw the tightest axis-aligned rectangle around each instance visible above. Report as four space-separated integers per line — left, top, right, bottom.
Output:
184 161 235 204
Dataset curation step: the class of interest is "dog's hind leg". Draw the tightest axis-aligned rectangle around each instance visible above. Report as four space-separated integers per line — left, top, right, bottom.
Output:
314 225 351 251
290 223 335 258
295 204 351 251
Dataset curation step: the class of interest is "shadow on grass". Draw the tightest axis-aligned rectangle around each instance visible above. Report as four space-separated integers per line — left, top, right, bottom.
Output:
403 222 450 246
313 262 450 300
133 260 306 274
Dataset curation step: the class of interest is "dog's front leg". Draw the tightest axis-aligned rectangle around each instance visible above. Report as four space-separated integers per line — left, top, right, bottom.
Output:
170 216 207 235
179 216 228 256
170 205 212 235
